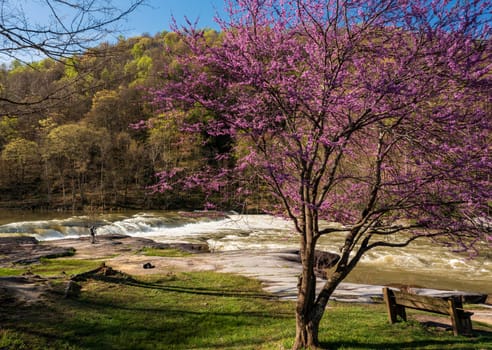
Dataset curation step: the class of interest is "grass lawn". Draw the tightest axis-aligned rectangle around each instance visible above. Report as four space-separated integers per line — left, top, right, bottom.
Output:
1 255 491 349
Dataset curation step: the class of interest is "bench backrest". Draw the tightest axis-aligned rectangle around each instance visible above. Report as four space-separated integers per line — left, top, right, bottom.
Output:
392 289 454 315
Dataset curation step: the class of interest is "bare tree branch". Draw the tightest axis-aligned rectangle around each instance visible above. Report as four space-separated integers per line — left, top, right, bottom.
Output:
0 0 145 63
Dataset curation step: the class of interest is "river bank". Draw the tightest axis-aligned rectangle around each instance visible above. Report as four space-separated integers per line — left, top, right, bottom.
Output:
2 210 491 296
1 234 491 327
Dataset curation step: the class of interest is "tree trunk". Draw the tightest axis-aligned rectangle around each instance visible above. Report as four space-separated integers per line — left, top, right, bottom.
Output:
44 163 52 205
61 179 66 207
100 162 105 209
293 265 331 350
292 270 345 349
71 177 76 212
292 205 351 349
293 304 322 349
78 172 86 205
293 207 323 350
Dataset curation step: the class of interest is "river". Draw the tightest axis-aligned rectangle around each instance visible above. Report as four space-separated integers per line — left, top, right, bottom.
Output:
0 209 490 294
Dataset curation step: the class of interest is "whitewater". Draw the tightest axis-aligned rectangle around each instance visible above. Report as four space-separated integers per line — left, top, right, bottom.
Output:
0 210 490 295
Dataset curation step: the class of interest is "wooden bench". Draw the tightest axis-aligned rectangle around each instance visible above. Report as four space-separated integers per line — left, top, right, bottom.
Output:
383 287 474 336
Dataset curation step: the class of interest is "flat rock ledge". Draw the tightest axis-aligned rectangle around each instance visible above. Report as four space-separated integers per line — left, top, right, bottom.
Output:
0 235 209 305
1 235 491 327
0 236 74 265
0 235 209 267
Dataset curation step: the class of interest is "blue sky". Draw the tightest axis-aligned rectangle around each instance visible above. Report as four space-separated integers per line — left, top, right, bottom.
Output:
0 0 224 64
22 0 225 38
123 0 226 37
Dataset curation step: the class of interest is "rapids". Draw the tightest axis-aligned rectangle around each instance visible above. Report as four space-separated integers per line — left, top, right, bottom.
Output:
0 210 490 294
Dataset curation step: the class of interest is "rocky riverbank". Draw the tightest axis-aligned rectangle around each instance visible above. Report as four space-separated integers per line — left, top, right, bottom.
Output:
1 234 491 327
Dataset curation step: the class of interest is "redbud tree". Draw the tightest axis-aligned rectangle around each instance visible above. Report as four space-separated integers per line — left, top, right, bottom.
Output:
151 0 491 348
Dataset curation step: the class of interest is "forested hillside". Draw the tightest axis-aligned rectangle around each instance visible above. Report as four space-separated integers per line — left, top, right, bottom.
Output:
0 30 227 210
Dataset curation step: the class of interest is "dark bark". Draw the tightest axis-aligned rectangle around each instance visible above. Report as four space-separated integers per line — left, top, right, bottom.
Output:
293 208 324 350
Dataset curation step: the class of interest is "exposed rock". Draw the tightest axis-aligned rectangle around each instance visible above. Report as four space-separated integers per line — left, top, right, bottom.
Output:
71 263 119 281
143 262 155 269
0 275 53 305
313 250 340 278
64 280 81 298
164 242 210 253
278 249 340 279
71 263 136 285
0 236 75 266
0 235 209 269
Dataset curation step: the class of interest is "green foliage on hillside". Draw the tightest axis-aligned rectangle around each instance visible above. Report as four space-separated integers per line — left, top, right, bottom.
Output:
0 32 220 210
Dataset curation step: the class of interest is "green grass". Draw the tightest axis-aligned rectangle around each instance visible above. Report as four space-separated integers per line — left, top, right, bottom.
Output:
0 267 22 276
139 247 191 257
0 258 103 277
1 260 491 349
33 258 104 276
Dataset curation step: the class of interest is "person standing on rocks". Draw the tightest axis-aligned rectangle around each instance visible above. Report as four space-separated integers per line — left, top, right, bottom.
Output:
89 226 97 244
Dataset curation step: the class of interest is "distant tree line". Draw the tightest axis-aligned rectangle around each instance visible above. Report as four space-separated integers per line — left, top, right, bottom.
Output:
0 30 227 210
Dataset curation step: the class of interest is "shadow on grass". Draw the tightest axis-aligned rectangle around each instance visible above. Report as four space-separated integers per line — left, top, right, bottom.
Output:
3 271 491 350
321 337 492 350
73 291 292 319
82 270 278 300
320 323 492 349
2 291 291 349
70 275 492 350
0 272 293 349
